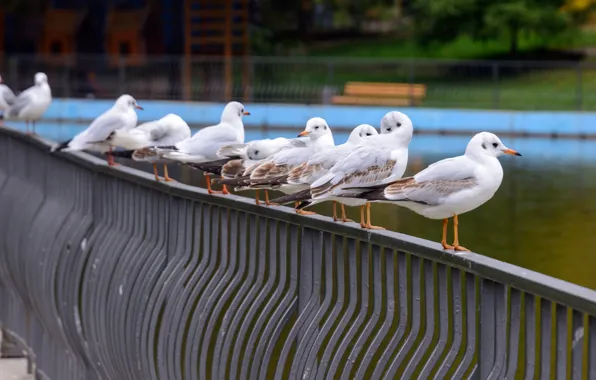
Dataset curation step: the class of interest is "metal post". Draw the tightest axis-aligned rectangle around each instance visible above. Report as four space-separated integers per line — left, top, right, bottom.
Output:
8 56 18 89
409 59 415 106
118 58 126 95
224 0 233 100
492 62 500 110
577 64 583 111
327 61 334 86
62 65 70 98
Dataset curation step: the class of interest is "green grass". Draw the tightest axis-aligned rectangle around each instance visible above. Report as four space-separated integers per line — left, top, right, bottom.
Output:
308 30 596 59
234 30 596 111
308 35 545 59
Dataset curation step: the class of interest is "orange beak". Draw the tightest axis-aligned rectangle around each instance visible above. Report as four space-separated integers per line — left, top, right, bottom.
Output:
135 104 143 110
503 148 521 156
298 130 310 137
243 111 250 115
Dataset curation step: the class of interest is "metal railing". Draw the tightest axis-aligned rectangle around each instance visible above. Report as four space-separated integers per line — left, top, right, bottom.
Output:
0 54 594 111
1 127 596 379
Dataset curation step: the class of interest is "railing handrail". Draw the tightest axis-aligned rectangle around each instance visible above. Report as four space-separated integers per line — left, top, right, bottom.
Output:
9 125 596 315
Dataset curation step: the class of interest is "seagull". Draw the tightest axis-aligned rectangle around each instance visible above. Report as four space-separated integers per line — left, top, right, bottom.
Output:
343 132 521 251
160 101 249 194
0 75 16 116
2 72 51 134
248 117 335 213
194 137 307 204
302 111 414 229
52 94 142 166
105 113 191 181
272 124 379 221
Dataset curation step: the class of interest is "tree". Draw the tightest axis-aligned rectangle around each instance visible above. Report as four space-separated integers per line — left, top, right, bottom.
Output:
411 0 575 55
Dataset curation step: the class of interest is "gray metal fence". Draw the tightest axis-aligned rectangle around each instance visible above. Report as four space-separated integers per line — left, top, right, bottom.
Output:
1 127 596 379
0 54 595 111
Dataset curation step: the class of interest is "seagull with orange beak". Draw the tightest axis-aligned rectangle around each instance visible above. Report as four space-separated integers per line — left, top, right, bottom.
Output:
341 132 521 251
162 101 250 194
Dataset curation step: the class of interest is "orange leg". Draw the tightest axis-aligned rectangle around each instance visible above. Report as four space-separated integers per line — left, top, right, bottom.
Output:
360 205 366 228
332 201 338 221
340 204 352 223
441 218 454 250
152 164 160 182
107 147 118 166
222 184 230 195
264 190 278 206
452 214 470 252
205 174 218 194
361 202 384 229
295 200 316 215
255 189 261 205
163 165 176 182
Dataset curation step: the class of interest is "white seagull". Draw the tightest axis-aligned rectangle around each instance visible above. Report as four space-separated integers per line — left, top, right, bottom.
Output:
160 101 249 194
0 75 16 115
343 132 521 251
193 136 308 204
248 117 335 213
272 123 379 220
306 111 414 229
52 94 142 166
3 72 52 134
106 113 191 181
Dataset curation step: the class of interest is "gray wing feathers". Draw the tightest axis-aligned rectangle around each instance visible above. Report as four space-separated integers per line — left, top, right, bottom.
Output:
1 86 15 105
84 114 127 142
8 93 32 115
387 178 478 205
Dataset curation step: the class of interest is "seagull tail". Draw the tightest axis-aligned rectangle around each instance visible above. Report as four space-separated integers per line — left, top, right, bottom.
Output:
108 150 135 159
269 188 311 205
185 158 230 175
50 139 72 153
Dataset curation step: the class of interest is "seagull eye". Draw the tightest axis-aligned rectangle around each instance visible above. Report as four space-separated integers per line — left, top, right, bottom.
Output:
482 143 487 150
366 133 372 136
254 150 259 155
386 127 392 132
396 122 402 127
492 143 498 148
314 126 319 130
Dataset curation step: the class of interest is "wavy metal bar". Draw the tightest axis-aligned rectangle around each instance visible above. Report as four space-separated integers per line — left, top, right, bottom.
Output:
504 288 521 379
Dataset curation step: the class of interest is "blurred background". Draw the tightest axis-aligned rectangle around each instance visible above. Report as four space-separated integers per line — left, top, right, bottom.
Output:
2 0 596 288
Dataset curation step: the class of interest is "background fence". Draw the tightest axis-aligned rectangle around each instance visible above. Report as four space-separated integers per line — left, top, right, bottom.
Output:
0 54 595 111
1 128 596 379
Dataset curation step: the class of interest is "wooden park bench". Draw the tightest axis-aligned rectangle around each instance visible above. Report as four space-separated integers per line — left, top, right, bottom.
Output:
331 82 427 106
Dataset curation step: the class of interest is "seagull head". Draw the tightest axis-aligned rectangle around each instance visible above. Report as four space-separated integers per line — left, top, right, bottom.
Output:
467 132 522 159
298 117 331 140
34 72 48 85
380 111 414 146
222 101 250 123
347 124 378 144
116 94 143 111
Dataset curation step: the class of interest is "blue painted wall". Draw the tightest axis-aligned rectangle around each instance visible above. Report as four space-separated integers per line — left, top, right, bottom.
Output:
40 98 596 136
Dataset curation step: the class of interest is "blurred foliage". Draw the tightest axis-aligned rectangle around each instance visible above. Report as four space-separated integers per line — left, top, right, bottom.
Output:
411 0 578 54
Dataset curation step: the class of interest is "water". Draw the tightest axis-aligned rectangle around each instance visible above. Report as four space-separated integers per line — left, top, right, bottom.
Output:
18 121 596 289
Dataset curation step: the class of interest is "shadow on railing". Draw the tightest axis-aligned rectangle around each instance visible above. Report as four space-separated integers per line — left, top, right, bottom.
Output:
0 127 595 379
